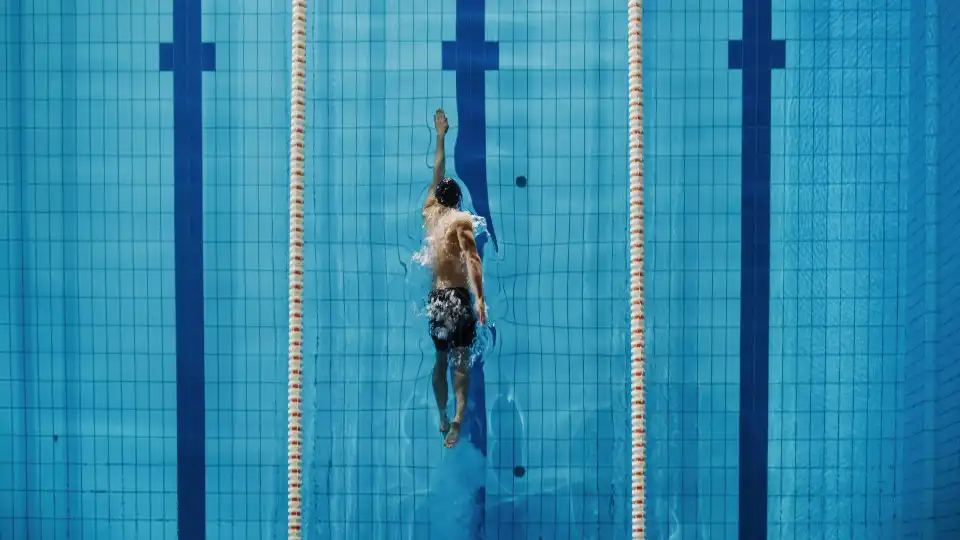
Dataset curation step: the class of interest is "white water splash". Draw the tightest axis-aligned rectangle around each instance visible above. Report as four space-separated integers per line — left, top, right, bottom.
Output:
411 243 434 267
470 214 488 242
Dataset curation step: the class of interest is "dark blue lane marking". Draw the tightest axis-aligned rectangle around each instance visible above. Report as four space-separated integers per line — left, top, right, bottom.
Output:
442 0 499 251
159 1 216 537
728 2 784 538
442 1 498 537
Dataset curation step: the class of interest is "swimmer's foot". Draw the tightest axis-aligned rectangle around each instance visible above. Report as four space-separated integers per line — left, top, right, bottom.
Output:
439 412 450 435
444 420 462 448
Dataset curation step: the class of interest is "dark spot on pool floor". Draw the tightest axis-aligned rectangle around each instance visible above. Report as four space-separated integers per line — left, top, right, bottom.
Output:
513 465 525 478
515 175 527 187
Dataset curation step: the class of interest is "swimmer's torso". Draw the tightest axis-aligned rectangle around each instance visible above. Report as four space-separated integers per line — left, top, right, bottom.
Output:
424 207 471 290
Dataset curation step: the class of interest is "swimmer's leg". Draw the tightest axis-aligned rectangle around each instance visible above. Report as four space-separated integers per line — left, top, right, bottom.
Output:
444 347 470 448
432 349 450 434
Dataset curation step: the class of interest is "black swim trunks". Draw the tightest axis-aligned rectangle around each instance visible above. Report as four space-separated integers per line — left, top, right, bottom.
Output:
427 287 477 351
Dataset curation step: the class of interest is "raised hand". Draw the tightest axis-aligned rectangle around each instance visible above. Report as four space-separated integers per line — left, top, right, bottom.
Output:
435 109 449 137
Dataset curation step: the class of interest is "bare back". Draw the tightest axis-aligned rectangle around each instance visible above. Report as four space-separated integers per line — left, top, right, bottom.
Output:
424 206 472 289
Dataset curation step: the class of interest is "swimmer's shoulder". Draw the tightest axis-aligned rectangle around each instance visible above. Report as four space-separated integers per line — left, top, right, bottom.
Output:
452 210 473 225
446 211 474 235
422 203 439 221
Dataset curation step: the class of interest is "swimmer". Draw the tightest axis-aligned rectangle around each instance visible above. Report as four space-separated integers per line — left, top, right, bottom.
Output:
423 108 487 449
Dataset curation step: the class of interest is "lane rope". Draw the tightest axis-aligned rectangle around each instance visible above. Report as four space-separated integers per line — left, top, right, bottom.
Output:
288 0 307 538
628 0 647 538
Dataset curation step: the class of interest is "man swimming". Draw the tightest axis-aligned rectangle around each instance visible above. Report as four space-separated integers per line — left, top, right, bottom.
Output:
423 108 487 449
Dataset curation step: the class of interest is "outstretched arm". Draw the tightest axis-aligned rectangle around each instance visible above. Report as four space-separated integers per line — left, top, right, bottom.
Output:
424 109 449 215
455 220 487 324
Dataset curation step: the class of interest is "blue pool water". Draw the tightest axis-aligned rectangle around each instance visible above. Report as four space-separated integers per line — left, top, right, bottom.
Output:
3 0 960 539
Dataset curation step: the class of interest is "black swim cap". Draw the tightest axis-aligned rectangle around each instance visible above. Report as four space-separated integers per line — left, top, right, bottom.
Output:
435 177 462 208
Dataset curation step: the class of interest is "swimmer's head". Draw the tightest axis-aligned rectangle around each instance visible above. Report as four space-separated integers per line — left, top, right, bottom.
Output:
435 177 462 209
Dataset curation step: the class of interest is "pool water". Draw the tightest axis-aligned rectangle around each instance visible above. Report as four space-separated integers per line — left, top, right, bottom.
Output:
4 1 960 539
